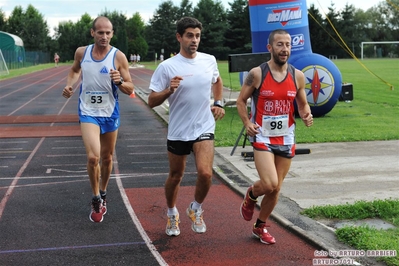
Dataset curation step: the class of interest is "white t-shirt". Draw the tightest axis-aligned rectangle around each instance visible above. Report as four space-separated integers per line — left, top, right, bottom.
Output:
149 52 219 141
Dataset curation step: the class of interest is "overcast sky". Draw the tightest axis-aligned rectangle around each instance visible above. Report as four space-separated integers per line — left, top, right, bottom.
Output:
0 0 376 35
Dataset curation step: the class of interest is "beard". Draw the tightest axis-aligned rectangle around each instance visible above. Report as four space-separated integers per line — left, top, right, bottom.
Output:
272 50 290 66
186 46 197 55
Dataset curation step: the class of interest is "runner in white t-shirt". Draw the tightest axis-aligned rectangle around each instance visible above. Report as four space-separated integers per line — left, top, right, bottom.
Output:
148 17 225 237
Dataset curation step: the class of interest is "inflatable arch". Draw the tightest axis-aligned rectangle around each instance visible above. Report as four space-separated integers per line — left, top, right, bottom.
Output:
248 0 342 117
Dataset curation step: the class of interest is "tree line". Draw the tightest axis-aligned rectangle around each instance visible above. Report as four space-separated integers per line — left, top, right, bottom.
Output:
0 0 398 64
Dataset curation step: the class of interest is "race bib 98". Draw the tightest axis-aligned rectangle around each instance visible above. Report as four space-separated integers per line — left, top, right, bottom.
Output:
261 114 289 136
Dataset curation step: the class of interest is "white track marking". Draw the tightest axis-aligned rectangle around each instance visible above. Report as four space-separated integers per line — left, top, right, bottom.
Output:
0 137 44 219
45 168 87 174
113 152 168 266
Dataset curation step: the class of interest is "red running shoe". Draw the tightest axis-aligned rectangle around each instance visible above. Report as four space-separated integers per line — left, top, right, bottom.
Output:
240 186 257 221
101 195 107 215
90 198 104 223
252 223 276 244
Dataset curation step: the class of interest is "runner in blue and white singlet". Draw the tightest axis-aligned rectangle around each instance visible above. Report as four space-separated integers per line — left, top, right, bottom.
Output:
62 16 134 223
79 44 119 119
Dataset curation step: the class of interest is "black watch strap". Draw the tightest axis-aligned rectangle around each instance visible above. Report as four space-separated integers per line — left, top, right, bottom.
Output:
116 77 124 85
214 100 224 108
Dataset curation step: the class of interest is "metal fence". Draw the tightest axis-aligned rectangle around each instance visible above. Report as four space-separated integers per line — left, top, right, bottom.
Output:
1 50 50 70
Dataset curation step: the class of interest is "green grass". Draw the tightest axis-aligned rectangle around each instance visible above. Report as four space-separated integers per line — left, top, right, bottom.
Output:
219 58 399 95
336 227 399 266
302 199 399 226
0 63 65 80
302 199 399 266
140 61 158 71
218 59 399 146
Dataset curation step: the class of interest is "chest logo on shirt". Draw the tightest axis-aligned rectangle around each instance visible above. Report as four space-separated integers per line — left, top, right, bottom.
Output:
100 66 109 74
261 90 274 97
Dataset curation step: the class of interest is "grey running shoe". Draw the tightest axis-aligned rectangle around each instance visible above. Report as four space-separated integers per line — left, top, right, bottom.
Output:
186 205 206 233
166 214 180 236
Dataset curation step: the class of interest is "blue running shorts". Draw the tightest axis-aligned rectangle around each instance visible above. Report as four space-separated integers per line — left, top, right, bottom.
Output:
79 115 119 134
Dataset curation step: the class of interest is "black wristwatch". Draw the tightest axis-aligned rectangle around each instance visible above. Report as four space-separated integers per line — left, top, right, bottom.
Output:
116 77 124 86
213 100 224 108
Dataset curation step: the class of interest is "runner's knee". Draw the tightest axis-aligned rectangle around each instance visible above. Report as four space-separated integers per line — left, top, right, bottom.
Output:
258 179 278 194
87 155 99 167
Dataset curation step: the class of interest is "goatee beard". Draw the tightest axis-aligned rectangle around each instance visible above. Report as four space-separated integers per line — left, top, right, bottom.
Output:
274 58 286 66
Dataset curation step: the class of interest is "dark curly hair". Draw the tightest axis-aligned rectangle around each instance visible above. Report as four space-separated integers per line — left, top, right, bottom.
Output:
176 17 202 36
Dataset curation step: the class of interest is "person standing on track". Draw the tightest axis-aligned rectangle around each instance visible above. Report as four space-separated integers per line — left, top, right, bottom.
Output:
54 53 60 67
62 16 134 223
130 54 134 66
237 29 313 244
148 17 225 236
136 54 140 64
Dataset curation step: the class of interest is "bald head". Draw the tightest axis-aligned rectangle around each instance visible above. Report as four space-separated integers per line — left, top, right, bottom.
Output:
92 16 113 31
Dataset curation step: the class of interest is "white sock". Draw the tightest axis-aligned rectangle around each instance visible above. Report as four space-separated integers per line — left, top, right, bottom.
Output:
190 200 202 210
167 207 178 216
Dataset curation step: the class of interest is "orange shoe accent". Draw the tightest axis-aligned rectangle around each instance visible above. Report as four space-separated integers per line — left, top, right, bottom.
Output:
130 92 136 98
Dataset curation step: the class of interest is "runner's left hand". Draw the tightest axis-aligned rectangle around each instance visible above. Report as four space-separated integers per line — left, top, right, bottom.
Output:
211 106 225 121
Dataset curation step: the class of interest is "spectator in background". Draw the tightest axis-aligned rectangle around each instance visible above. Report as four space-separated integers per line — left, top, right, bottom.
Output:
54 53 60 67
132 54 137 65
130 54 134 65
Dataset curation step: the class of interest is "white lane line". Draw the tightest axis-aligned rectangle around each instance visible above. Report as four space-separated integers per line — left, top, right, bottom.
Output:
113 152 168 266
0 141 28 144
46 168 87 174
0 137 45 220
46 154 86 157
0 172 174 181
0 179 86 190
